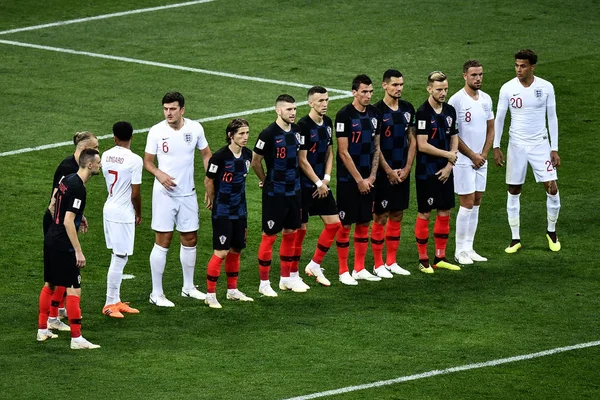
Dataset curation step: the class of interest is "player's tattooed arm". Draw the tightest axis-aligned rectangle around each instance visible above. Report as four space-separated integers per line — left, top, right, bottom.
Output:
369 135 380 184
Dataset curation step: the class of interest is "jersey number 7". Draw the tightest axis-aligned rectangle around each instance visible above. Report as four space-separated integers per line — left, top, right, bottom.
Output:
108 170 119 196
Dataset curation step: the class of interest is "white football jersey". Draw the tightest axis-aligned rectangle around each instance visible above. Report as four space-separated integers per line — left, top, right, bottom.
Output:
448 88 494 166
144 118 208 197
102 146 143 223
495 77 556 147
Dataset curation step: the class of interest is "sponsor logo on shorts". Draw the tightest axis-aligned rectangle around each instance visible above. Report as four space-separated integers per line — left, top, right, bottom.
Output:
427 197 434 206
219 235 227 245
184 133 192 144
267 220 275 229
339 211 345 220
381 200 388 209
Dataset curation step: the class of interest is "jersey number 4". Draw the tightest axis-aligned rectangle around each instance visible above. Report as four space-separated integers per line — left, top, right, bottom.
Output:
108 170 119 196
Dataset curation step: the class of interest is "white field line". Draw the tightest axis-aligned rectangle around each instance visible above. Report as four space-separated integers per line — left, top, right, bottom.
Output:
283 340 600 400
0 39 350 96
0 0 215 36
0 94 353 157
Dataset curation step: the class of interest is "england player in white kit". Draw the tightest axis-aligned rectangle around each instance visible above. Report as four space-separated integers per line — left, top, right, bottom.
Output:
493 49 561 253
144 92 212 307
448 60 494 265
102 122 143 318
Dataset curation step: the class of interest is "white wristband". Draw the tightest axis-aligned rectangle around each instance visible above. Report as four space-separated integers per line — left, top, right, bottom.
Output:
315 180 323 188
324 174 331 181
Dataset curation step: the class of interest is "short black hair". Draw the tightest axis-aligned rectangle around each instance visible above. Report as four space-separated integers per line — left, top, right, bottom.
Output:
225 118 249 144
307 86 327 98
275 94 296 105
162 91 185 108
78 148 99 167
515 49 537 65
352 74 372 91
112 121 133 142
382 69 403 82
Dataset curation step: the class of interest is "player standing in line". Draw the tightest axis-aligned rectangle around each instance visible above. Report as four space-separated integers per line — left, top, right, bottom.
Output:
251 94 305 296
371 69 415 278
38 148 102 349
335 74 382 285
43 131 98 332
203 119 255 308
101 122 143 318
296 86 341 287
448 60 495 264
144 92 212 307
414 71 461 274
494 49 561 253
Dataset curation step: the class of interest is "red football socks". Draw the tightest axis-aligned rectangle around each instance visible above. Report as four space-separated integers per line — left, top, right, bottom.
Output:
258 233 277 280
434 214 450 259
206 254 224 293
370 222 385 268
38 286 53 329
353 224 369 272
279 231 296 278
49 286 66 318
225 252 241 289
313 222 341 264
415 217 430 261
386 220 401 266
336 225 351 274
292 228 307 273
66 295 82 339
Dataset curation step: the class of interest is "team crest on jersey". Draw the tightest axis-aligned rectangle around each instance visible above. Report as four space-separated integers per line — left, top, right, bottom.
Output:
184 133 192 144
381 200 388 209
404 112 411 123
427 197 434 206
535 89 543 98
327 126 332 137
446 116 453 127
483 104 490 113
267 220 275 229
296 132 304 145
339 211 345 220
371 118 378 129
244 160 251 176
219 235 227 245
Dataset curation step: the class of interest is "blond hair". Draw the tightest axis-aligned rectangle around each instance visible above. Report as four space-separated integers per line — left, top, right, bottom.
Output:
427 71 447 86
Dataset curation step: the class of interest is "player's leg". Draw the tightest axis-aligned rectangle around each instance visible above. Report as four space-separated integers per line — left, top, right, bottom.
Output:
225 224 253 302
371 175 391 277
176 194 203 300
432 177 460 271
149 187 176 306
279 193 306 292
205 219 229 309
505 142 527 253
530 142 560 251
258 192 282 296
415 178 434 273
466 189 487 261
385 209 410 275
544 180 561 251
38 247 59 341
454 164 475 265
335 182 358 285
352 191 381 282
305 213 338 287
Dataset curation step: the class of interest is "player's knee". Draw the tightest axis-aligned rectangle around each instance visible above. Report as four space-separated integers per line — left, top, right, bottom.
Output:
390 211 403 221
374 214 388 225
418 212 431 221
545 181 558 195
214 250 228 259
508 185 522 195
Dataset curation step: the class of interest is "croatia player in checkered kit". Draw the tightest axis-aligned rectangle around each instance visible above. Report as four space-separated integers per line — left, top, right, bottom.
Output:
494 49 561 253
448 60 495 265
203 119 255 308
296 86 341 288
251 94 305 296
144 92 212 307
335 74 382 285
371 69 416 279
414 71 461 274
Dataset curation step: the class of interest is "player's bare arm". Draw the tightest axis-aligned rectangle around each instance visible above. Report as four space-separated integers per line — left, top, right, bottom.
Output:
493 94 508 167
251 152 266 188
435 135 458 183
299 149 328 199
482 118 495 161
143 152 176 190
203 176 215 210
338 137 371 194
131 183 142 225
550 151 561 168
200 146 212 174
64 211 85 268
417 135 457 164
399 126 417 181
368 135 380 185
323 145 333 186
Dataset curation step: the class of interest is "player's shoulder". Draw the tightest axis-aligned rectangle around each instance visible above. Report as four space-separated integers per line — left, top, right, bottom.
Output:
335 103 354 119
242 147 253 160
184 118 204 133
500 77 519 91
373 99 386 113
478 89 493 104
448 89 464 106
444 102 457 115
261 122 279 135
148 120 167 134
534 76 554 89
212 145 230 159
366 104 380 117
323 115 333 127
291 123 301 133
398 99 415 112
416 100 431 114
297 115 312 127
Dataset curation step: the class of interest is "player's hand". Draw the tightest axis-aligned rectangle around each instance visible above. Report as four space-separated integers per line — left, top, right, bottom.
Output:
446 151 458 165
135 215 142 226
470 153 486 169
386 169 401 185
313 183 329 199
435 165 452 183
157 170 176 190
258 181 264 189
322 177 330 186
550 151 561 168
79 215 88 233
205 195 213 210
357 179 372 194
397 167 410 183
494 148 504 167
75 250 86 269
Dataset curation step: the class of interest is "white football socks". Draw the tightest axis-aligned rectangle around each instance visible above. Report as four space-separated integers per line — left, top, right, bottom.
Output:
547 191 561 232
466 205 480 251
106 253 127 306
180 244 197 291
455 206 472 253
507 192 521 240
150 244 168 297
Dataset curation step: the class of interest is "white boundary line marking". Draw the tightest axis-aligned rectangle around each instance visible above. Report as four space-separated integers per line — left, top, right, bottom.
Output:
283 340 600 400
0 94 353 157
0 39 350 95
0 0 215 36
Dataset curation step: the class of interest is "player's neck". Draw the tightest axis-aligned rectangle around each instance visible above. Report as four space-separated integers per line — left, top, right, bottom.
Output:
518 75 535 87
77 169 91 185
428 97 443 114
383 95 399 110
352 99 367 113
276 118 291 132
309 109 324 125
229 143 243 157
168 118 185 131
115 140 131 149
464 86 479 99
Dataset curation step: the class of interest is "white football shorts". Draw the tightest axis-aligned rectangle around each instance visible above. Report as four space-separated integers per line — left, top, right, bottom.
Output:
453 161 488 195
506 141 557 184
151 186 199 233
104 219 135 255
